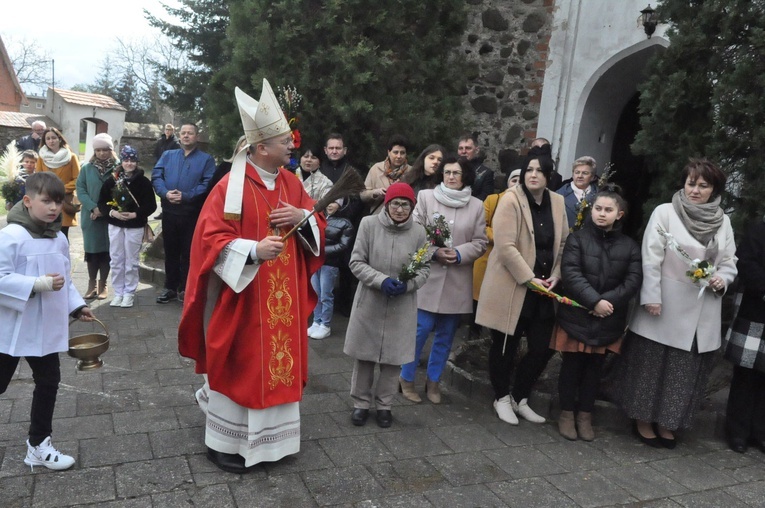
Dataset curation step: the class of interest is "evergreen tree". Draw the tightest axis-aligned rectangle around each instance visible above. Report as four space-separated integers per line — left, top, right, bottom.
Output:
87 57 120 97
205 0 467 164
633 0 765 232
146 0 230 121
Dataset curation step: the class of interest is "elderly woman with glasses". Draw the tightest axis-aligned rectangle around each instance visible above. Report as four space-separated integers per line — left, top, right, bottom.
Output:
557 156 598 229
399 154 488 404
343 183 431 428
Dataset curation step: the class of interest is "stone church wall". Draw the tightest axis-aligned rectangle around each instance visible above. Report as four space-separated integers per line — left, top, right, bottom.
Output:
459 0 554 173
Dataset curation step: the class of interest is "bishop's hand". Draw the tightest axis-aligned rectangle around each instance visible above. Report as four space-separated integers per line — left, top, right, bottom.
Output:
270 201 304 228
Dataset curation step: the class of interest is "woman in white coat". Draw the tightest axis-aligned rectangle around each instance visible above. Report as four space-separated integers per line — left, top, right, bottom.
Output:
616 158 737 448
399 155 487 403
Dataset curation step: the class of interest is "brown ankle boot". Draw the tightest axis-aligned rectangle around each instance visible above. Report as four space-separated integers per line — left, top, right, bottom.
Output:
425 380 441 404
576 412 595 441
558 410 577 440
84 279 97 300
399 377 422 403
97 280 108 300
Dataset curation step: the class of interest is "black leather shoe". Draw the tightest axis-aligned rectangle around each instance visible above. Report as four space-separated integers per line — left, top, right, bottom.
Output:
351 408 369 426
376 409 392 428
632 421 662 448
206 447 251 474
728 437 748 454
653 423 677 449
156 289 177 304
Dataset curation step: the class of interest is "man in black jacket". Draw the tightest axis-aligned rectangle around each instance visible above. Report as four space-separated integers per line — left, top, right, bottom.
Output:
154 124 181 161
457 133 495 201
15 121 46 152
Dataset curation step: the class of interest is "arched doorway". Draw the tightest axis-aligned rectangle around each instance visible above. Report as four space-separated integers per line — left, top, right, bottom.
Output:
79 117 109 160
572 41 667 237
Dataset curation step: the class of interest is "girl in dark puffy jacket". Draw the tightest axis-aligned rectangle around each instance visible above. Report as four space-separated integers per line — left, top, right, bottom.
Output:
308 201 355 340
551 186 642 441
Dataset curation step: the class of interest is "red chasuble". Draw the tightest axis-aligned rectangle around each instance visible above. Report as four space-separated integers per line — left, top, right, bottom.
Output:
179 162 325 409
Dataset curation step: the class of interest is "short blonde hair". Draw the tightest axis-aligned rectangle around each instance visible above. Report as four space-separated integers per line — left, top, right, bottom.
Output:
572 156 596 172
164 124 175 131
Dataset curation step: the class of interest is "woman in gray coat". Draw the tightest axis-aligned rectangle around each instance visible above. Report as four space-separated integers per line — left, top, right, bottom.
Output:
343 183 430 428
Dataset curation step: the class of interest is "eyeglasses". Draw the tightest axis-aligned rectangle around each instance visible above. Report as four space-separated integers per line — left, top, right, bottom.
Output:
265 138 294 147
389 200 411 211
443 170 463 177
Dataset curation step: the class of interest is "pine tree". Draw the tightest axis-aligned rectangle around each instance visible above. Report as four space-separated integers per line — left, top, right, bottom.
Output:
204 0 467 164
146 0 230 121
633 0 765 232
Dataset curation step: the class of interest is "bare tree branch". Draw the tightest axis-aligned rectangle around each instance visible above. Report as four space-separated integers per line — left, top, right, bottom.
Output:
5 36 52 92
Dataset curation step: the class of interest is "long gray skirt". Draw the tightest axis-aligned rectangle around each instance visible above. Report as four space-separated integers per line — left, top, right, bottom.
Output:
614 331 715 431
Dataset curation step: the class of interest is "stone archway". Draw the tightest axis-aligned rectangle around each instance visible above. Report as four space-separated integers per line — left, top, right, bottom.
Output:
569 40 667 237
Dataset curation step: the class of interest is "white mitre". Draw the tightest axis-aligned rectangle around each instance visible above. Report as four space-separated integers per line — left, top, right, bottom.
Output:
224 79 291 220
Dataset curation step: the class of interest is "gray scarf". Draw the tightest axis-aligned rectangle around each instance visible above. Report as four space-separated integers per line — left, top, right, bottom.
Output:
671 189 723 258
433 183 472 209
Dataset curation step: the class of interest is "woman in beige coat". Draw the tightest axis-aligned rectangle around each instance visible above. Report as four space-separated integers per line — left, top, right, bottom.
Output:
343 183 430 428
615 159 737 448
361 135 411 214
476 156 568 425
399 155 487 403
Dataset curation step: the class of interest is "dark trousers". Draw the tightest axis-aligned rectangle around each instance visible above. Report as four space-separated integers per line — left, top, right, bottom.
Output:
488 313 555 401
162 212 198 292
726 365 765 442
0 352 61 446
558 352 605 412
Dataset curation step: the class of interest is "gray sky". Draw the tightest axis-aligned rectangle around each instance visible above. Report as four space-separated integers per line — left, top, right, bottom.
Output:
1 0 179 94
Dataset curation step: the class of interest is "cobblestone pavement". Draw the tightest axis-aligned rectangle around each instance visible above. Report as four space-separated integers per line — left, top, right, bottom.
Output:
2 225 765 507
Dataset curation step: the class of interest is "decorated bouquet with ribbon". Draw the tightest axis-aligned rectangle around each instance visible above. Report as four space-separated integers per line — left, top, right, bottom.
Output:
398 242 431 282
422 212 453 248
656 225 716 297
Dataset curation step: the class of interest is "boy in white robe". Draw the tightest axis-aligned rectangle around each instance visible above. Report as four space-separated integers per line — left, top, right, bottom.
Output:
0 172 95 471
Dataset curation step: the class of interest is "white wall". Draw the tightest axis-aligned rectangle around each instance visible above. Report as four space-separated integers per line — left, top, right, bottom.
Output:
45 90 125 160
538 0 668 177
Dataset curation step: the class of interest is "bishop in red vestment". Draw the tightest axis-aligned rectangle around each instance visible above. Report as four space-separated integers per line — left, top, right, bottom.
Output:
178 81 325 473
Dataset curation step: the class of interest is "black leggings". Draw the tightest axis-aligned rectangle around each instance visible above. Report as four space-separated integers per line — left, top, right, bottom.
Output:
558 352 605 412
0 353 61 446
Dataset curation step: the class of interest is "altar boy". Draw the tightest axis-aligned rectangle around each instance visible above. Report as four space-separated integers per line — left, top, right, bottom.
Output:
0 172 95 471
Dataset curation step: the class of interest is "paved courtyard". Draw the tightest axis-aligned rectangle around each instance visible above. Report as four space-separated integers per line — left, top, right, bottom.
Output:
2 225 765 507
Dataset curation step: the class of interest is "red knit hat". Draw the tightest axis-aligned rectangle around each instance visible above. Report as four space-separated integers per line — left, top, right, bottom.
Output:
384 182 416 206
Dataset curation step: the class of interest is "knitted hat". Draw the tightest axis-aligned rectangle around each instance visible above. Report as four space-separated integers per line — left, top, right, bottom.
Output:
509 169 522 180
120 145 138 161
92 133 114 151
384 182 416 206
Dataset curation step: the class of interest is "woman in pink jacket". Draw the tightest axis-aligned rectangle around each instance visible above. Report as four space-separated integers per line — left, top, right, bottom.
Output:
399 154 487 403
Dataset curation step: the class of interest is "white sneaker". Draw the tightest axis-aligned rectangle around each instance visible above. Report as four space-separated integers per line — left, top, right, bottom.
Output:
24 436 75 471
109 296 123 307
311 324 331 340
307 323 320 338
493 395 519 425
121 295 134 308
515 397 546 423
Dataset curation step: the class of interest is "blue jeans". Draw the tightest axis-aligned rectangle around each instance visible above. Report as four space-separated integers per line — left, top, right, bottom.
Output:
311 265 339 326
400 310 462 383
